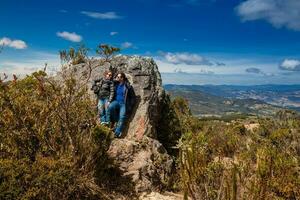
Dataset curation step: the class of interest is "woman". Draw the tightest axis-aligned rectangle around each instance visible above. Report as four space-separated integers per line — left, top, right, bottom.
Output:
107 72 135 137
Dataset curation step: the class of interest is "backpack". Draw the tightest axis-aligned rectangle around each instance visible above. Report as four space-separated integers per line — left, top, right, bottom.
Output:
91 78 103 94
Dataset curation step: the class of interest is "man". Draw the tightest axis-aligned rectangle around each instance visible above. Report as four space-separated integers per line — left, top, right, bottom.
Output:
107 72 135 137
91 71 114 124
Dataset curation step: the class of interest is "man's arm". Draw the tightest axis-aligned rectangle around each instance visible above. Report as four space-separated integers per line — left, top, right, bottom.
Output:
108 81 115 103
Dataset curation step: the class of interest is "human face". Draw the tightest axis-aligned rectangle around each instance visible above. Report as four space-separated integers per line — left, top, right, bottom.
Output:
106 72 112 80
116 74 124 83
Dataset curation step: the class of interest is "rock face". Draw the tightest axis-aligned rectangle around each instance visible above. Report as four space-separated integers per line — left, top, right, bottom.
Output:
88 55 173 192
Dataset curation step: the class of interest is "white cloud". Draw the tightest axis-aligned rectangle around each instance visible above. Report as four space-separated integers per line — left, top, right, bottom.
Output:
155 59 218 74
236 0 300 31
215 62 226 66
121 42 133 49
173 68 214 74
81 11 122 19
56 31 82 42
246 67 263 74
110 31 118 36
279 59 300 71
173 68 187 73
0 51 61 79
161 72 299 85
159 52 213 65
0 37 27 49
245 67 274 76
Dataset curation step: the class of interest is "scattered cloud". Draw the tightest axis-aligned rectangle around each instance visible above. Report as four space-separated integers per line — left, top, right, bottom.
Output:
198 69 215 74
0 52 61 78
0 37 27 49
236 0 300 31
59 9 68 13
161 72 300 85
279 59 300 71
245 67 274 76
121 42 133 49
56 31 82 42
173 68 214 74
158 52 213 65
81 11 122 19
246 67 263 74
280 72 294 76
110 31 118 36
215 62 226 66
173 68 188 74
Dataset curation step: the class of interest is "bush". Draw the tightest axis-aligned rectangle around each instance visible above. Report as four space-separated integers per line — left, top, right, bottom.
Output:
178 112 300 200
0 67 114 199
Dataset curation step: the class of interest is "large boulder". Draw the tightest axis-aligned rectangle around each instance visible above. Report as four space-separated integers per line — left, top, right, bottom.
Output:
87 55 173 192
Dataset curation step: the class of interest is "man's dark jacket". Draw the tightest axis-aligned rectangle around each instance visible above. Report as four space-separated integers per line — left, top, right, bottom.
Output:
91 78 114 102
114 80 136 114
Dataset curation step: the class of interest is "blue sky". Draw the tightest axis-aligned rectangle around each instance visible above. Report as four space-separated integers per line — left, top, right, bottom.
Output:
1 0 300 85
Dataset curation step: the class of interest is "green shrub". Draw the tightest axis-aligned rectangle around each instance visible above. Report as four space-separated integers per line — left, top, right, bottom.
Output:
0 67 115 199
178 112 300 200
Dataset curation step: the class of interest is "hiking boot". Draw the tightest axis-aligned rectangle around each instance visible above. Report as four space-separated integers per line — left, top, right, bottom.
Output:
114 131 122 138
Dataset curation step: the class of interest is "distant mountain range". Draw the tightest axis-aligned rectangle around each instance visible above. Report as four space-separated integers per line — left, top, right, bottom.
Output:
164 84 300 117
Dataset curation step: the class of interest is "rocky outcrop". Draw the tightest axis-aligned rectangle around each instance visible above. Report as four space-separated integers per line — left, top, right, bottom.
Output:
87 56 173 192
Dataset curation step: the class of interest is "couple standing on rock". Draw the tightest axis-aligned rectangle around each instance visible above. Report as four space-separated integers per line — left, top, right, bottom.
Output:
92 70 136 137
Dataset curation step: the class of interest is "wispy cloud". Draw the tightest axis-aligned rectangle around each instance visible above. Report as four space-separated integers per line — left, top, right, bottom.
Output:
279 59 300 71
236 0 300 31
56 31 82 42
215 62 226 66
81 11 122 19
0 37 27 49
173 68 214 74
155 58 218 74
245 67 275 77
121 42 133 49
158 52 213 65
110 31 118 36
246 67 263 74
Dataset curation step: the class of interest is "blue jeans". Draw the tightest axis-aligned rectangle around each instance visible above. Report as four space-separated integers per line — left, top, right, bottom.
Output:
107 101 126 136
97 98 109 123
